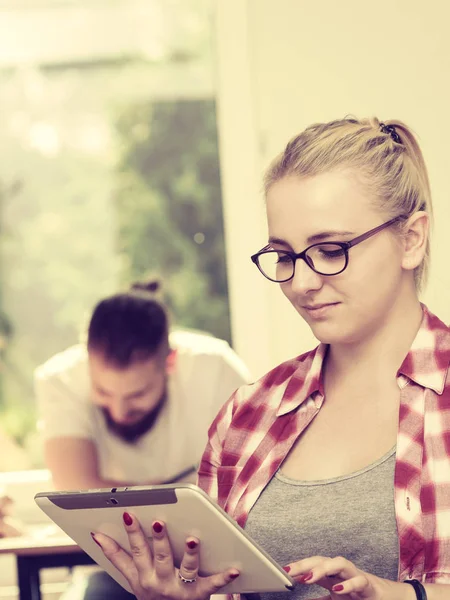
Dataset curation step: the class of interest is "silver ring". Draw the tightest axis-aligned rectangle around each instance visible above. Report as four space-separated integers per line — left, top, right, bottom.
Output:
178 572 197 584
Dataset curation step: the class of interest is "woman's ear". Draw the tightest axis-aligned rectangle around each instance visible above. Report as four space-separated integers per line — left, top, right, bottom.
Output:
401 211 429 272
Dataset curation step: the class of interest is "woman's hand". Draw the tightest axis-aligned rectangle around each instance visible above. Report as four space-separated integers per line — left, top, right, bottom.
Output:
92 512 240 600
285 555 406 600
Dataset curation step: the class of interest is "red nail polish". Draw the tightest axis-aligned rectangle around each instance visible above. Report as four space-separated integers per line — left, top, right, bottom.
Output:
300 572 314 583
123 512 133 526
90 532 102 548
152 521 163 533
333 584 344 592
187 540 197 549
283 566 291 573
230 572 240 579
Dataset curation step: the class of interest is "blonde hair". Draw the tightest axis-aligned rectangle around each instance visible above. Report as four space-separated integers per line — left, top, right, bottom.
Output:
264 117 432 289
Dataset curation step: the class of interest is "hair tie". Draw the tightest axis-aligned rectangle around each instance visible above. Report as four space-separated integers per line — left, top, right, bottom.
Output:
380 123 402 144
129 279 164 303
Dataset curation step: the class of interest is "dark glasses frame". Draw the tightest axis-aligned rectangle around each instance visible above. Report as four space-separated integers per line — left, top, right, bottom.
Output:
251 215 405 282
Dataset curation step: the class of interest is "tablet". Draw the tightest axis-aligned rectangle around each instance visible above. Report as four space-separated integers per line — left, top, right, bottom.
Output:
34 483 295 594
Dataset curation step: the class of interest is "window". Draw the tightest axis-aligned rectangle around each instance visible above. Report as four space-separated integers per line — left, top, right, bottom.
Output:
0 0 229 468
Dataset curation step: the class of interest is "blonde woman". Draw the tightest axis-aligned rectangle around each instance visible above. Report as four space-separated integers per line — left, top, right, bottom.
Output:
93 118 450 600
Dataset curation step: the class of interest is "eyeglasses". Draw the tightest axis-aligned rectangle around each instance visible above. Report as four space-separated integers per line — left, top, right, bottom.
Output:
251 215 405 282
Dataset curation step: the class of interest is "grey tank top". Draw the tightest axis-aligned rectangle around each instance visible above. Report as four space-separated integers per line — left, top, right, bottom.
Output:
244 446 399 600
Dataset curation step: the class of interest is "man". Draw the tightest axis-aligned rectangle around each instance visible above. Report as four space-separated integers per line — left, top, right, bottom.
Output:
36 281 251 492
35 281 251 600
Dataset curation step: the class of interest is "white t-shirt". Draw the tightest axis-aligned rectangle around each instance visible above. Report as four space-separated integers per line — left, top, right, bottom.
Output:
35 330 251 484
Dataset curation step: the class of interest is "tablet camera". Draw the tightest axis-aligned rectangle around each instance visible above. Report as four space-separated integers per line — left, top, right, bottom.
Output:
110 497 119 505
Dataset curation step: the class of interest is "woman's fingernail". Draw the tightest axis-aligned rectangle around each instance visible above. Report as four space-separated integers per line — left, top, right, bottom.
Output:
300 571 314 583
187 540 197 549
123 512 133 526
152 521 163 533
230 572 240 579
283 566 291 573
333 584 344 592
90 532 102 548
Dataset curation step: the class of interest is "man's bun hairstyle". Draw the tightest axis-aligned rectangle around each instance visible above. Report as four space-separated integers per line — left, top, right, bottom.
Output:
87 277 169 367
130 279 161 295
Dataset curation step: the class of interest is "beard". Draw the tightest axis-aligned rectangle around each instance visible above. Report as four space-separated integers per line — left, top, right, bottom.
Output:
101 388 167 444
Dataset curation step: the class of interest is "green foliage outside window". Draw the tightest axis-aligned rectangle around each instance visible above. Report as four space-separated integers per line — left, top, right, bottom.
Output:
114 99 231 341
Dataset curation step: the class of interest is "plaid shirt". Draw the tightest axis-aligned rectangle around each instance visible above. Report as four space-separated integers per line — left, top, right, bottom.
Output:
198 305 450 586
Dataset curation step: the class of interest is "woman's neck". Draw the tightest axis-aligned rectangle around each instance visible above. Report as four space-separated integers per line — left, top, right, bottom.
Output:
325 293 424 386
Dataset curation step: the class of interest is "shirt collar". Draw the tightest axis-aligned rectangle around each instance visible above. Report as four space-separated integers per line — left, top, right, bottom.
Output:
277 304 450 417
276 343 327 417
398 304 450 395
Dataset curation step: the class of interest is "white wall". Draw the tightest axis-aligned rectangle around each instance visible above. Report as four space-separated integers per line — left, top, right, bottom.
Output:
216 0 450 378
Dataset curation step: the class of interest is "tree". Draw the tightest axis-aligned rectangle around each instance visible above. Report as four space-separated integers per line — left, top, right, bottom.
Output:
113 99 231 341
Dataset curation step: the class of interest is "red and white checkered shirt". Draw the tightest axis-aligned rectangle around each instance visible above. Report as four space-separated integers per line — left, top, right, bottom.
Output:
198 305 450 586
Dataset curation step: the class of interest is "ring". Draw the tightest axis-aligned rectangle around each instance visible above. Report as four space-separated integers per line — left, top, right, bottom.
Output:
178 572 197 584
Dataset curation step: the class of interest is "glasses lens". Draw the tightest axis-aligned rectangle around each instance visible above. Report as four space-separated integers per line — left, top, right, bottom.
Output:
257 251 294 282
306 243 347 275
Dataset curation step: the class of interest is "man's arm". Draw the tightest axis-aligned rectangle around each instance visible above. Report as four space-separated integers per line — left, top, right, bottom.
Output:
35 351 145 491
44 437 158 490
36 359 153 491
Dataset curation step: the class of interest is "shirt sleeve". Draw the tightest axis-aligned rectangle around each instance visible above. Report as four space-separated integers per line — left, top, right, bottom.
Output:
197 389 236 503
35 367 95 441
